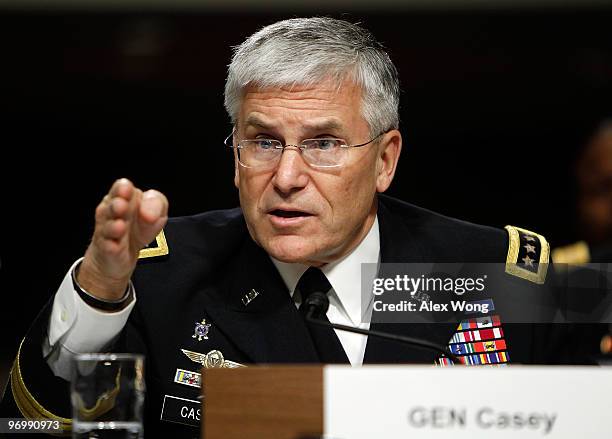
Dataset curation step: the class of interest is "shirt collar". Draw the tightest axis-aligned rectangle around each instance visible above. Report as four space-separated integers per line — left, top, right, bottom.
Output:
271 216 380 325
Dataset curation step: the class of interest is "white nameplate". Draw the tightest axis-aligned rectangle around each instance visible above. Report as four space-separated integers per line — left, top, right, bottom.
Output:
324 366 612 438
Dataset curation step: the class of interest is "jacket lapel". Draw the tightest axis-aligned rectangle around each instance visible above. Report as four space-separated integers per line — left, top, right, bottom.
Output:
363 198 458 364
203 236 319 364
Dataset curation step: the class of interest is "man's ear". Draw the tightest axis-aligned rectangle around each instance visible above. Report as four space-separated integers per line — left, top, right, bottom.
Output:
376 129 402 193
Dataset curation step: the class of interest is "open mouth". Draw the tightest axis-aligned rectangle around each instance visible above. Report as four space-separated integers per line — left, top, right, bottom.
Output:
270 209 313 218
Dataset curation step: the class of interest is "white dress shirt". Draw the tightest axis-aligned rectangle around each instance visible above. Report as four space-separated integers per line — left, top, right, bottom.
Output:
45 258 136 380
46 216 379 377
271 216 380 366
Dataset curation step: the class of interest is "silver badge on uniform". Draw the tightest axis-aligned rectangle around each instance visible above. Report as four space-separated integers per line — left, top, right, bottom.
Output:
242 289 260 306
192 319 211 341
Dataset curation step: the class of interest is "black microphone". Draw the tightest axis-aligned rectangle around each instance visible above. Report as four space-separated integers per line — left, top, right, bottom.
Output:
304 291 461 364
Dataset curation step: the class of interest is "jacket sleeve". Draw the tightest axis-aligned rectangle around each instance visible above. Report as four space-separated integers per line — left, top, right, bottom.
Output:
1 300 72 436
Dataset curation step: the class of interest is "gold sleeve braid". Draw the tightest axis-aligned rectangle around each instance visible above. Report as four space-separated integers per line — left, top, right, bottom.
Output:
10 338 72 436
8 231 167 434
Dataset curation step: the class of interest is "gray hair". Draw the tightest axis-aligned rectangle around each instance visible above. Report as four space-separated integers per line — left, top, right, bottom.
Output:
224 17 400 137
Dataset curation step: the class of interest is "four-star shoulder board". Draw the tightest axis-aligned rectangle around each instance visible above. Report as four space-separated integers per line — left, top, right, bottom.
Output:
504 225 550 284
138 230 169 259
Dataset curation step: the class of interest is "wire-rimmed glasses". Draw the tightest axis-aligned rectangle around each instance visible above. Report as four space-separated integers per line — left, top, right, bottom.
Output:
224 130 384 169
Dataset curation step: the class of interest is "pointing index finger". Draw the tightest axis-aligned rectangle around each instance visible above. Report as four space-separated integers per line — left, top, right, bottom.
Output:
110 178 134 200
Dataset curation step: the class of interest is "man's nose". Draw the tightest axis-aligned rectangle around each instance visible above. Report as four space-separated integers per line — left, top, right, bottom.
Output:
271 146 309 195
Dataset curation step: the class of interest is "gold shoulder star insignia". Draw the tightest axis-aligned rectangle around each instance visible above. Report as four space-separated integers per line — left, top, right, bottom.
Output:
522 255 535 267
504 225 549 284
524 244 536 254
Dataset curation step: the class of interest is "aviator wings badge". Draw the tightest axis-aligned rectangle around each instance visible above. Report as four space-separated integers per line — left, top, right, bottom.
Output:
181 349 246 369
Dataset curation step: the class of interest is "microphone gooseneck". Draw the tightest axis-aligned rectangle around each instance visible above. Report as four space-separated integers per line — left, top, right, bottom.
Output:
303 291 461 364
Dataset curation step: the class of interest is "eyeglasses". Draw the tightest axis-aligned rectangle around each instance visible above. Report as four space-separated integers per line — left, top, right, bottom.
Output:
224 130 384 169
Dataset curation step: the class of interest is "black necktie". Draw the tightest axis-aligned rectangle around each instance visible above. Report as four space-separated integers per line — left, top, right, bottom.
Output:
297 267 350 364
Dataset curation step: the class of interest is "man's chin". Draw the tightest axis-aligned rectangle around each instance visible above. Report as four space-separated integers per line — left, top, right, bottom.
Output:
262 236 323 265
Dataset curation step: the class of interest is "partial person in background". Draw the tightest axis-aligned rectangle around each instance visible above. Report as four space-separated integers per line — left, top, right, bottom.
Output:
552 120 612 360
554 120 612 264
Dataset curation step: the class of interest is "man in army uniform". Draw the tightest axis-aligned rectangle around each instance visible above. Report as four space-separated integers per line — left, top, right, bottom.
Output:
1 17 581 438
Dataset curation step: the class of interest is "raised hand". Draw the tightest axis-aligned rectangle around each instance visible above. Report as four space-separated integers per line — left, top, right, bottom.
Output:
77 178 168 300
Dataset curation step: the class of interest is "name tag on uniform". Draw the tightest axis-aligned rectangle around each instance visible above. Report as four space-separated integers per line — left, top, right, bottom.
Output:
160 394 201 428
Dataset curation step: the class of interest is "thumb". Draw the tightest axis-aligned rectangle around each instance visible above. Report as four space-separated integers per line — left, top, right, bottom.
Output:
140 190 167 221
137 190 169 246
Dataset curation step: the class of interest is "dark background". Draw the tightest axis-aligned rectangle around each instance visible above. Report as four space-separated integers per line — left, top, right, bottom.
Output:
1 3 611 392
